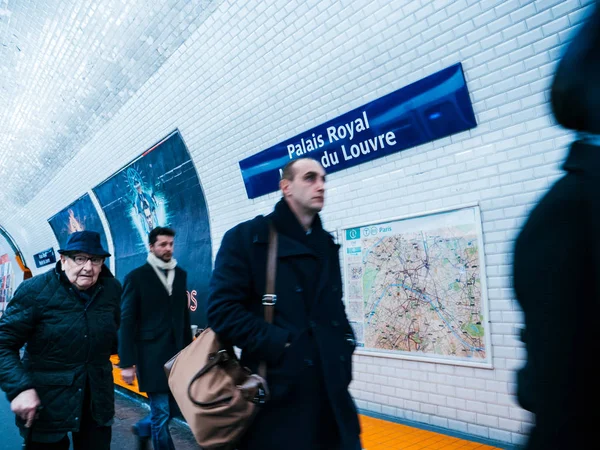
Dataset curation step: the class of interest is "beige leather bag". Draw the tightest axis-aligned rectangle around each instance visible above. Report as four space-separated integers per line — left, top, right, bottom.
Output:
164 224 278 449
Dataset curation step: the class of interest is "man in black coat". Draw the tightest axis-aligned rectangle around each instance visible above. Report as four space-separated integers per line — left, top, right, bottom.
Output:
513 4 600 449
0 231 121 449
118 227 192 450
207 157 361 450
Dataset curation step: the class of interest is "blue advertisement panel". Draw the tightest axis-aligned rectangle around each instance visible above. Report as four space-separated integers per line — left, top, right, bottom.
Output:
48 194 110 267
239 63 477 199
93 131 211 326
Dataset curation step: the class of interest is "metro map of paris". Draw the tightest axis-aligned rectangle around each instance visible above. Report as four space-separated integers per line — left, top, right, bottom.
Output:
342 207 490 365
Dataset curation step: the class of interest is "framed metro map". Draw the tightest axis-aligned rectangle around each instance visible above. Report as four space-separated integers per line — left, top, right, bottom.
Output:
340 206 492 367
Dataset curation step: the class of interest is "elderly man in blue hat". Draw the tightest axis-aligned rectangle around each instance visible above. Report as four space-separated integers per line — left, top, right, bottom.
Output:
0 231 122 450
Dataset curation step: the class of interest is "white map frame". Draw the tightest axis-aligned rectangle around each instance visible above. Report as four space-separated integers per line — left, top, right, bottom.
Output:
338 204 493 369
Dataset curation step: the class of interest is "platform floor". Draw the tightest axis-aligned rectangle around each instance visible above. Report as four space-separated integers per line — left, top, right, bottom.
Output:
360 415 505 449
0 390 509 449
0 389 198 449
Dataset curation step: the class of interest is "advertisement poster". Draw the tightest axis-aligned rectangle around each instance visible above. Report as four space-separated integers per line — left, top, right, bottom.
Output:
93 130 212 326
341 206 491 367
48 194 110 267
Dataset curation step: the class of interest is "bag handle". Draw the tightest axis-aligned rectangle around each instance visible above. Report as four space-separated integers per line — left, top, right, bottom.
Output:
186 350 235 408
259 222 278 379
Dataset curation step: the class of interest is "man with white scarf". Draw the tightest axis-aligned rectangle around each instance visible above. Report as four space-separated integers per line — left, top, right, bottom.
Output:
118 227 192 450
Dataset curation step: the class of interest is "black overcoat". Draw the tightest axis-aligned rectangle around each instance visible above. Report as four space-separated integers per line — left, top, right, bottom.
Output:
207 200 361 450
118 263 192 393
513 141 600 448
0 263 121 435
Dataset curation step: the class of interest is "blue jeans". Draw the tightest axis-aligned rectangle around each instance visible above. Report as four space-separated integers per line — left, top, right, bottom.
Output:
133 392 176 450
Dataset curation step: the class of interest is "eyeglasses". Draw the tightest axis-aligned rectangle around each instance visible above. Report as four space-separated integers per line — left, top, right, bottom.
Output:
69 255 104 266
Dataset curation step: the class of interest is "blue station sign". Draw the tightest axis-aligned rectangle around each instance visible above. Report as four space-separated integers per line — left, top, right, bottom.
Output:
33 248 56 268
239 63 477 199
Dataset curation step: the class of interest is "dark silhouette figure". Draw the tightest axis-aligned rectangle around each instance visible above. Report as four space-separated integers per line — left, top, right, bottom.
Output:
513 4 600 449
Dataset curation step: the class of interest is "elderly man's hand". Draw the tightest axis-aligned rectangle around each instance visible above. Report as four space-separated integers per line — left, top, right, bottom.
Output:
11 388 41 428
121 367 136 385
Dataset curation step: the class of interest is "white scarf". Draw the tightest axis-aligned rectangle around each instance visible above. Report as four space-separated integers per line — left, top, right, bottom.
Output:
147 253 178 296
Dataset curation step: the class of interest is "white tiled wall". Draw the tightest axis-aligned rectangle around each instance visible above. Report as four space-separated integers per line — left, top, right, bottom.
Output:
4 0 596 445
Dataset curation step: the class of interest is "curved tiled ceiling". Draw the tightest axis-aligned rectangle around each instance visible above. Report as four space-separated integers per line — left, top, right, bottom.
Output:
0 0 216 216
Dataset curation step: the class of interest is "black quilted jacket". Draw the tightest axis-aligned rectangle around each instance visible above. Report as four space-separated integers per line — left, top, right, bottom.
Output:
0 263 121 434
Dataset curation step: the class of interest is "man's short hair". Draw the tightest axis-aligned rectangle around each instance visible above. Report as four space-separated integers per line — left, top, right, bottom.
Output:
149 227 176 245
281 157 319 181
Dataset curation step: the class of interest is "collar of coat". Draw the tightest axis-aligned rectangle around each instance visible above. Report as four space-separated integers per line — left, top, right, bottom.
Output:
563 140 600 173
252 198 339 257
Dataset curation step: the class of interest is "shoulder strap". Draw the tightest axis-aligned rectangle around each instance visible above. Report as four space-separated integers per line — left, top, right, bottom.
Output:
263 222 278 323
259 222 278 379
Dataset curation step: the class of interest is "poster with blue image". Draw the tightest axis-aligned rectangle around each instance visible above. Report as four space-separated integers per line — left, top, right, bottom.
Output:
93 130 212 326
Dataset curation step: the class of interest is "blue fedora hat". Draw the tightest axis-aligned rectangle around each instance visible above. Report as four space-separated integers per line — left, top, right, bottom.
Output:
58 231 111 257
